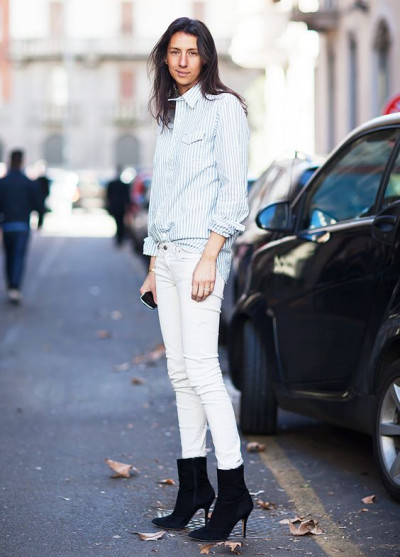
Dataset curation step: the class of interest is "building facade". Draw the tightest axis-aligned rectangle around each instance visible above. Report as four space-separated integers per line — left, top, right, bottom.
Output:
230 0 319 173
0 0 257 179
293 0 400 154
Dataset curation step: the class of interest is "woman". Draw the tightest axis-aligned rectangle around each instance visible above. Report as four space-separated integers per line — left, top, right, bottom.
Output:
140 17 253 542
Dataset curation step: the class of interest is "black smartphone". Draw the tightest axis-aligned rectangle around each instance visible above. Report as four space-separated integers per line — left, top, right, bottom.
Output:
140 291 157 310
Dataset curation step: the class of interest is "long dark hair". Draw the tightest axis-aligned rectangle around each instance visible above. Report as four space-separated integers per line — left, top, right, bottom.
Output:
148 17 247 127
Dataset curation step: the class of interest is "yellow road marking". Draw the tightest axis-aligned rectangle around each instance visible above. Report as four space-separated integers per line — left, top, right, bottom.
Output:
250 436 366 557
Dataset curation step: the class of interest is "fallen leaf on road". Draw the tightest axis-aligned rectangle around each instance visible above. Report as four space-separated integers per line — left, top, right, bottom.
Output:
105 458 138 478
279 516 305 525
361 494 376 504
246 441 266 453
200 544 214 555
199 542 243 554
131 377 145 385
257 499 277 510
289 519 323 536
114 362 130 372
111 310 122 320
97 330 113 339
223 541 243 553
158 478 176 485
132 343 166 365
136 531 165 541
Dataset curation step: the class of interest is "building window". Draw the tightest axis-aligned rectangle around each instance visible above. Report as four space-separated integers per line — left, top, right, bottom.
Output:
49 1 64 37
192 1 204 21
348 35 358 130
51 66 68 106
121 1 133 35
373 19 391 115
43 134 64 166
120 69 134 101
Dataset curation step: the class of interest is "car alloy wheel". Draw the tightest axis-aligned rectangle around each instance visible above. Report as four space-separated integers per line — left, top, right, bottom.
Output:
375 363 400 501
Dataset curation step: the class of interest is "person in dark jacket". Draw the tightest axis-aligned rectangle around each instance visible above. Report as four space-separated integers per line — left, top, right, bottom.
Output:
106 169 131 246
36 163 51 228
0 149 42 304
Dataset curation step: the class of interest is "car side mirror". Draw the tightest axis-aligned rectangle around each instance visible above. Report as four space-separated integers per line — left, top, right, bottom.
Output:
256 202 292 232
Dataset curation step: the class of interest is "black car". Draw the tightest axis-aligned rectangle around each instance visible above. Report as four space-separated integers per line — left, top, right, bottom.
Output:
222 155 320 330
228 114 400 501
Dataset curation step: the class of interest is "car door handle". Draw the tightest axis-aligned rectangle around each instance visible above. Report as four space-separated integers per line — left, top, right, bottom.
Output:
372 215 398 245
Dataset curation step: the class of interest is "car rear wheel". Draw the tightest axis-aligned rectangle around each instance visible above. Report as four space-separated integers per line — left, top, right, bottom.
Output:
374 361 400 502
240 320 277 435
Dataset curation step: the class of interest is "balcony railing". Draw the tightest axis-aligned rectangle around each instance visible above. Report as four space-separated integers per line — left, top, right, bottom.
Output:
9 37 155 63
32 102 80 127
291 0 339 32
9 36 232 63
111 101 150 127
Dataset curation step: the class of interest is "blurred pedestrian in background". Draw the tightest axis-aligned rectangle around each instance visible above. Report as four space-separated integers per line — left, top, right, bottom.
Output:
35 160 51 228
0 149 42 304
140 17 253 542
106 168 131 247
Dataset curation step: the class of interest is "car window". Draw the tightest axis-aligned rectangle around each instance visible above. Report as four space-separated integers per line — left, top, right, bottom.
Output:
300 129 400 230
259 168 290 208
298 167 318 188
245 166 282 224
382 147 400 208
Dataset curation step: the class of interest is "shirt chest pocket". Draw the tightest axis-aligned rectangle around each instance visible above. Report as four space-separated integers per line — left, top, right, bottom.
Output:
181 131 205 144
180 131 208 168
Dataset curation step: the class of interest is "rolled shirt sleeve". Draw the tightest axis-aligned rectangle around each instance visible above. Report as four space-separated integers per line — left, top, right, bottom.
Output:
143 234 158 256
210 94 249 238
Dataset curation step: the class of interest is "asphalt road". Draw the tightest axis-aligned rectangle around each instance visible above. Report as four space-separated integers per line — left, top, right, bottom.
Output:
0 209 399 557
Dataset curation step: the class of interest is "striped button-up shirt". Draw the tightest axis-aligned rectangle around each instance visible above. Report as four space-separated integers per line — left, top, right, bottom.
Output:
143 83 249 281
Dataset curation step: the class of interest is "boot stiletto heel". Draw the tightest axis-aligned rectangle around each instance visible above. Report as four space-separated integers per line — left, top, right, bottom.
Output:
188 465 253 542
242 513 251 538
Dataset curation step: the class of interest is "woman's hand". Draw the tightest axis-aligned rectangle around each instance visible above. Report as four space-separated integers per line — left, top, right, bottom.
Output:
192 258 216 302
140 271 157 303
140 257 157 303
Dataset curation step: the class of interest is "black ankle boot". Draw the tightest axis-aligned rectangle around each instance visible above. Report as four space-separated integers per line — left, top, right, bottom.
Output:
188 464 253 541
152 457 215 529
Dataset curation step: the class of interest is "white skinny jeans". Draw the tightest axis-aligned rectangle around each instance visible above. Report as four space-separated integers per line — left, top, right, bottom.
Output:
155 243 243 470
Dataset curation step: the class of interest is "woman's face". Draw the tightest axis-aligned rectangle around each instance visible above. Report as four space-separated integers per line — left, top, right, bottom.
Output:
166 32 204 95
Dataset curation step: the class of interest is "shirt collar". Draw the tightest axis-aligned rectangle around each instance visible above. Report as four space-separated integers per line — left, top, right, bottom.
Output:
169 83 203 108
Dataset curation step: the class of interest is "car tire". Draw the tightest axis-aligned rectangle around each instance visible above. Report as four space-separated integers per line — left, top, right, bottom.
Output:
240 320 277 435
373 360 400 502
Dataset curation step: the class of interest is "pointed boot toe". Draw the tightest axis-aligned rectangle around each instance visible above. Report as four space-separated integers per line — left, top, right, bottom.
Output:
151 457 215 530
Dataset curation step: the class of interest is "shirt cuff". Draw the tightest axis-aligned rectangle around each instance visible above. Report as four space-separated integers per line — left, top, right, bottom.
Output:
210 218 245 238
143 236 158 256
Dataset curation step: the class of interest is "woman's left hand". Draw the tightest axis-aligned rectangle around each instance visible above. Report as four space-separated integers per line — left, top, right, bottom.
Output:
192 259 216 302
